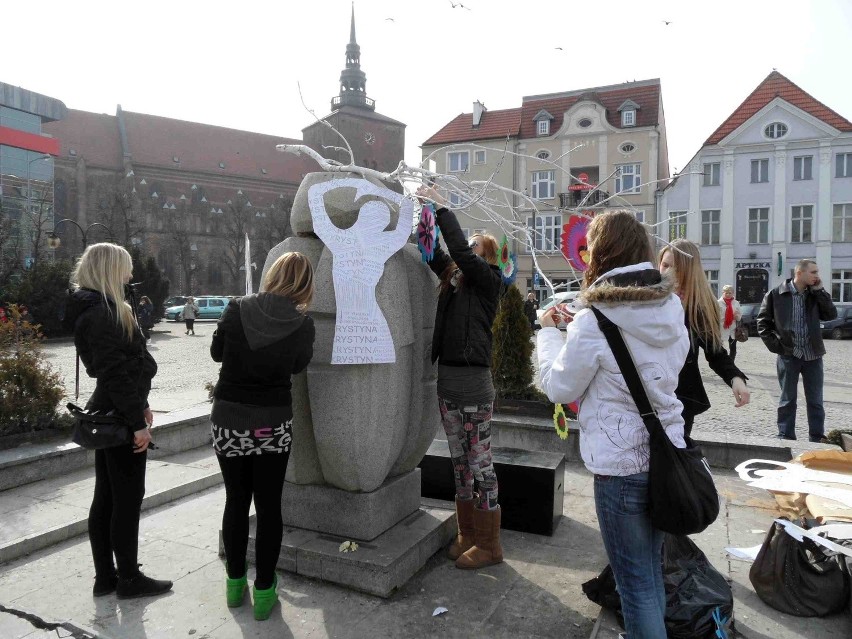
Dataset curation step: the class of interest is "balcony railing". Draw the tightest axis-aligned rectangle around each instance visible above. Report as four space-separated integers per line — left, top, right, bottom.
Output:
559 189 610 209
331 95 376 110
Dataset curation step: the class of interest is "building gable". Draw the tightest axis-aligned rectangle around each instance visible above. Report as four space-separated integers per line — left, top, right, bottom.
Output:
721 99 841 147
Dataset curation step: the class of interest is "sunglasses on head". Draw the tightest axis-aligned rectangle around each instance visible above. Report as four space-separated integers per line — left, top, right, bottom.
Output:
469 240 480 248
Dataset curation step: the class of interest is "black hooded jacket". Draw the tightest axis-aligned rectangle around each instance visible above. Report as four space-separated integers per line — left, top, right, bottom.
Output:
64 288 157 431
428 207 503 368
211 293 315 407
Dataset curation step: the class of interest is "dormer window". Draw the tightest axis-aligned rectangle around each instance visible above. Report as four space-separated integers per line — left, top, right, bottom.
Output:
533 109 554 137
618 99 640 128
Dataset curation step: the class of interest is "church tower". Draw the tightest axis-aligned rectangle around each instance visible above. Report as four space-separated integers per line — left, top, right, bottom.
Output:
303 4 405 174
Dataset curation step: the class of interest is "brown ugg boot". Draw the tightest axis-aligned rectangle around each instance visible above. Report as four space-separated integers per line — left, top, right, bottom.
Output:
455 505 503 569
447 496 476 560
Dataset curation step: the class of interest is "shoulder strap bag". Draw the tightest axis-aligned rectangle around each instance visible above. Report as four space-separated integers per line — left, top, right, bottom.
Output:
591 306 720 535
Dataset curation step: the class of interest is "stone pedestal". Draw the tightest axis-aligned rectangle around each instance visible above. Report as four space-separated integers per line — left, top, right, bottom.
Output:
281 469 422 542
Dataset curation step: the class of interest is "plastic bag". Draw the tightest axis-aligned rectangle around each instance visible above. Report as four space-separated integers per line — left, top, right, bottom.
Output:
750 520 850 617
582 534 733 639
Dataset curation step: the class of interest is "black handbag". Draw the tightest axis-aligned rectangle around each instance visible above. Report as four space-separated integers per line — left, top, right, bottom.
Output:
749 520 850 617
592 306 720 536
68 402 132 449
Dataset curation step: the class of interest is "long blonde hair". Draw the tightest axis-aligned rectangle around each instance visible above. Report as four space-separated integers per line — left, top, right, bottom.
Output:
262 252 314 310
71 243 137 341
659 239 722 350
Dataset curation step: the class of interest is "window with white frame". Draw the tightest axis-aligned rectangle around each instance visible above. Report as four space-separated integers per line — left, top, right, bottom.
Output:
531 170 555 200
615 164 641 194
621 110 636 127
837 153 852 178
449 191 464 207
537 120 550 136
526 214 562 252
633 210 645 224
793 155 813 181
705 270 720 297
834 203 852 242
832 270 852 302
703 162 720 187
790 205 813 243
701 210 720 245
764 122 788 139
668 212 687 241
474 149 486 165
448 151 469 173
748 207 770 243
751 159 769 183
536 150 550 160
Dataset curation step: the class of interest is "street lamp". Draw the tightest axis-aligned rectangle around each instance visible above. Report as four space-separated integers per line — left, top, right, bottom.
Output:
47 219 114 250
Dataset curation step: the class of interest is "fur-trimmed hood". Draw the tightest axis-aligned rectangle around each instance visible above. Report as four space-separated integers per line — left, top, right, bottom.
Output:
577 262 684 349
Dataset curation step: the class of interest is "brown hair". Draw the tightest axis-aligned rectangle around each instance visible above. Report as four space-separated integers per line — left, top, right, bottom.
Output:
658 239 722 350
583 210 655 288
440 232 499 292
262 252 314 310
795 258 816 272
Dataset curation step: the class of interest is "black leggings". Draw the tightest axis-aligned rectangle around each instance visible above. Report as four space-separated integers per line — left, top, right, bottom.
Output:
184 318 195 332
217 452 290 589
89 445 147 579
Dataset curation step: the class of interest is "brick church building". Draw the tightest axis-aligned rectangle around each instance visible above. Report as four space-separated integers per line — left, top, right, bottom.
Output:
42 7 404 295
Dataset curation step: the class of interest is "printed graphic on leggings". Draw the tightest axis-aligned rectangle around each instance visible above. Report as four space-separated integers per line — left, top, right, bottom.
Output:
439 399 499 509
212 421 292 457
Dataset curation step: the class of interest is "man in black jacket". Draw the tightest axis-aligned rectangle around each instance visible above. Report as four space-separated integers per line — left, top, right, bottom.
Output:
523 293 539 331
757 259 837 441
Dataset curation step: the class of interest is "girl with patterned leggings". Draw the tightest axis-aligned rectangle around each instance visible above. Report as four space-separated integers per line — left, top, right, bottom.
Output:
417 185 504 569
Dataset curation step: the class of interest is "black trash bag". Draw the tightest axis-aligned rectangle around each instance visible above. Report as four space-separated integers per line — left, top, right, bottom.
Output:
582 534 733 639
749 520 850 617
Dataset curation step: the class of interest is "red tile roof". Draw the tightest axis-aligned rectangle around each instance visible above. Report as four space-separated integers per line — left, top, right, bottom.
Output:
520 81 661 138
43 110 123 169
44 108 315 185
422 80 661 146
423 108 522 146
705 71 852 145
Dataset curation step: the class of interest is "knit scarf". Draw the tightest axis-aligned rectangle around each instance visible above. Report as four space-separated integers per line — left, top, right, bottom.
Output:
723 298 735 329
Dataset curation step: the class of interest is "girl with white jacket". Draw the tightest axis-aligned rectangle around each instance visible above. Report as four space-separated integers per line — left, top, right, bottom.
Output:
537 211 689 639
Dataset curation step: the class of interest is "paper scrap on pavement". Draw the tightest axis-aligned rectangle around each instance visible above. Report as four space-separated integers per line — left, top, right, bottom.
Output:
776 519 852 558
432 607 448 617
735 459 852 488
747 476 852 508
725 545 763 561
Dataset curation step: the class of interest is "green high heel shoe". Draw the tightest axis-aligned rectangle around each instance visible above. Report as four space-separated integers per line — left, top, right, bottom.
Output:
226 573 248 608
252 574 278 620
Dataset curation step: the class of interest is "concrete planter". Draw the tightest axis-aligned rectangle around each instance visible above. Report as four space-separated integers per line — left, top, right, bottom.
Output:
842 433 852 452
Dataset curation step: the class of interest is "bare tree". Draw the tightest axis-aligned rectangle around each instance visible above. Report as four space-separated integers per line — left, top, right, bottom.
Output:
253 195 294 260
22 186 55 269
92 177 146 247
220 192 253 292
163 202 199 294
0 200 22 295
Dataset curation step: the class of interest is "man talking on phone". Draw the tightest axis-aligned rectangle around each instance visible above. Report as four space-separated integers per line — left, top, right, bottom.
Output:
757 259 837 442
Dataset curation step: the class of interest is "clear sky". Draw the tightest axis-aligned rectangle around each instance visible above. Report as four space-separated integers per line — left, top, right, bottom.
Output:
4 0 850 175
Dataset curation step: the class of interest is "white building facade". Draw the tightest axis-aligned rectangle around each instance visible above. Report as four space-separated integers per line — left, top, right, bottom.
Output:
659 72 852 303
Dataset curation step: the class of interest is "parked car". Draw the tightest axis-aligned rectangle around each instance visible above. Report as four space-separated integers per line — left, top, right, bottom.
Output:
739 303 761 336
163 296 188 313
821 304 852 340
535 291 580 330
164 296 230 322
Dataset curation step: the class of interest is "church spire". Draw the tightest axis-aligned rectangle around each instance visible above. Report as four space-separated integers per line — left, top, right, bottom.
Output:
333 2 375 111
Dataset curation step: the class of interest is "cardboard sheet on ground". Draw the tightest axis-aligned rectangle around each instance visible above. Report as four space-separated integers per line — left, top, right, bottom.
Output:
735 459 852 509
308 178 414 365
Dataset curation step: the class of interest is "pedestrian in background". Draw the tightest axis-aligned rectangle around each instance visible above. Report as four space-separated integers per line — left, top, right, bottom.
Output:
418 184 504 571
183 296 199 335
718 285 742 361
524 292 539 331
138 296 154 342
210 252 315 620
659 240 750 437
63 243 171 600
757 258 837 442
538 210 688 638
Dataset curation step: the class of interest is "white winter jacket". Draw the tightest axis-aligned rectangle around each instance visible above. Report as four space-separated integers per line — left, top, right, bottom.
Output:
537 263 689 476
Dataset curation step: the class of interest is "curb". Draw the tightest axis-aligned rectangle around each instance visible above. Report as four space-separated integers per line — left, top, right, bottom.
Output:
0 470 222 565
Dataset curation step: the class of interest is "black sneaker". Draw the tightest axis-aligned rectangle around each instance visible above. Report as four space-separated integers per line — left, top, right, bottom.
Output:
93 572 118 597
809 436 830 444
116 571 173 599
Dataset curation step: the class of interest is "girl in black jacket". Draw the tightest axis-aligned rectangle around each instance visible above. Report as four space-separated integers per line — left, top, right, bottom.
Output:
659 240 750 436
64 243 171 600
417 185 504 571
210 252 315 620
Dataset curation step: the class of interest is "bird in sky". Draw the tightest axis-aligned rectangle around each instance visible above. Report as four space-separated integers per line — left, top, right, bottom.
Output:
449 1 471 9
663 20 672 25
555 47 563 50
385 17 395 22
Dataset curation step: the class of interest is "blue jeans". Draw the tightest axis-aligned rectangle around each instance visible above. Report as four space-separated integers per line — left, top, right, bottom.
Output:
594 473 666 639
776 355 825 440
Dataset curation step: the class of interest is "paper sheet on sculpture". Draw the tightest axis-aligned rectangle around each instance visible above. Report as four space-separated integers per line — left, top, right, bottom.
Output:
308 178 414 365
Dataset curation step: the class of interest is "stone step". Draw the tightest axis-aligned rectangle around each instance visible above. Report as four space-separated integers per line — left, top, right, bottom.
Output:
0 445 222 565
0 404 213 492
